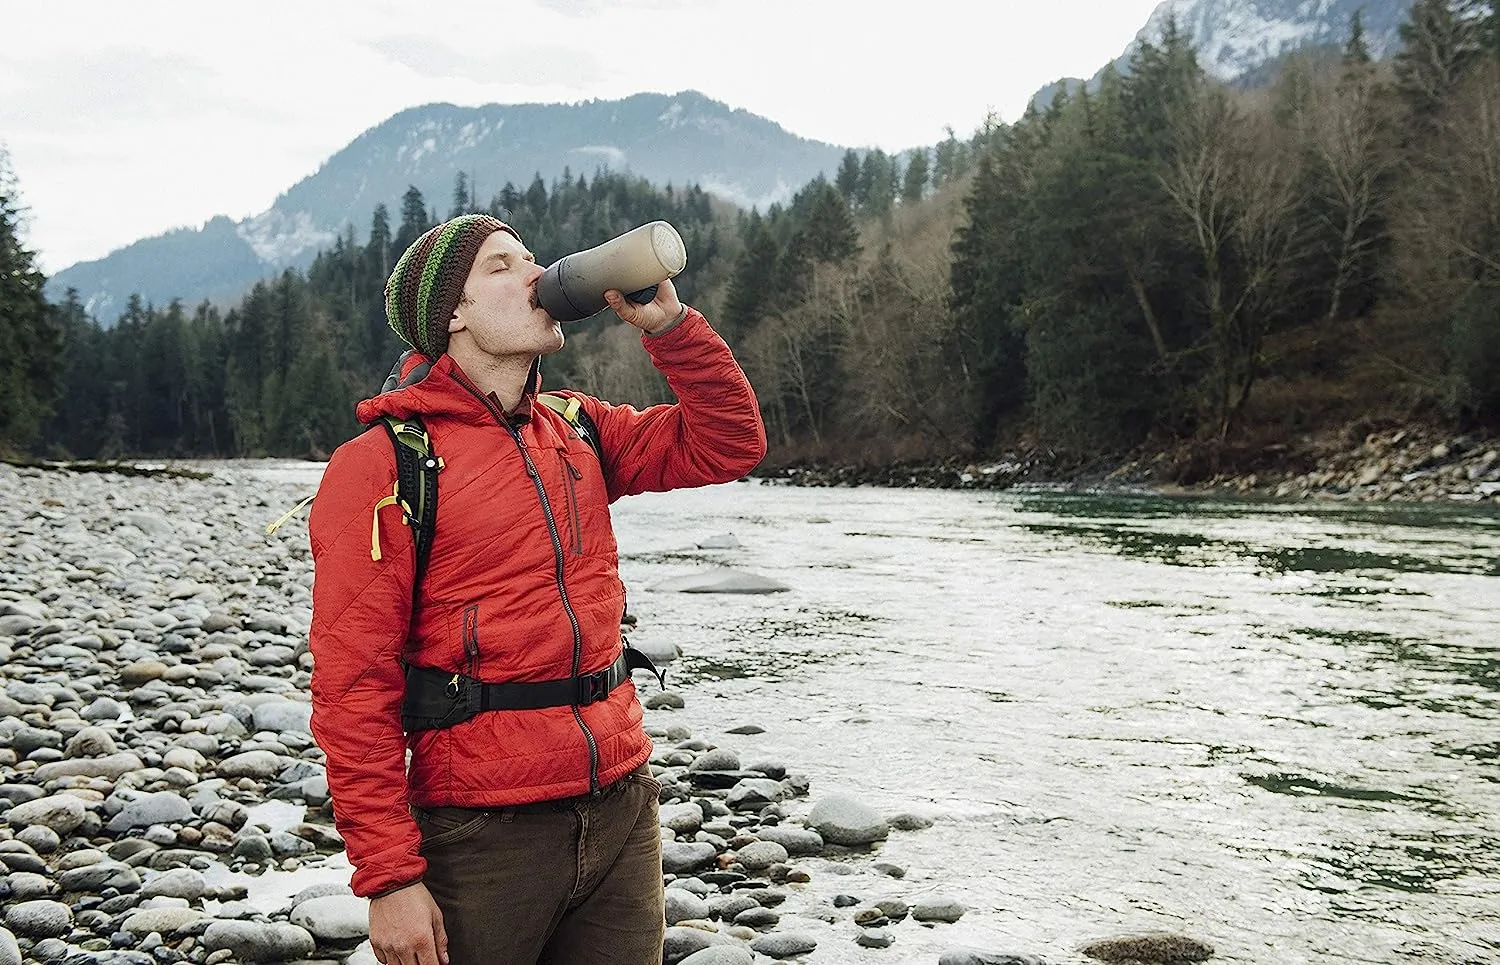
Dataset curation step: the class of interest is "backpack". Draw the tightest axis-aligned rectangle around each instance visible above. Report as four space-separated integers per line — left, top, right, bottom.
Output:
371 392 603 577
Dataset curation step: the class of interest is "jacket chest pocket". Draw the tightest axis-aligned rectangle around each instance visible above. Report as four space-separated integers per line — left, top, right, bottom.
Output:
553 445 609 558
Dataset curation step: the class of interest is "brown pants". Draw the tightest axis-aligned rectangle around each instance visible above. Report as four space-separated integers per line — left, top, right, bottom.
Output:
413 766 666 965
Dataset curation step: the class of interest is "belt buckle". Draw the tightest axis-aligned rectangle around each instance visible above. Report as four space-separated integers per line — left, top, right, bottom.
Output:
579 671 609 706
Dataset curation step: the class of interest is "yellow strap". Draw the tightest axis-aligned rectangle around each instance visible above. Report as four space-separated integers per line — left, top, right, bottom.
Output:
563 397 581 422
264 494 315 537
370 483 411 561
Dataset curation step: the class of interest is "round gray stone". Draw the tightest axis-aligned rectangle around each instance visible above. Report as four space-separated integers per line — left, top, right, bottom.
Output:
938 951 1047 965
4 900 72 938
4 871 52 900
251 700 313 734
107 791 194 832
688 748 740 772
658 802 703 834
121 907 207 935
750 932 818 958
202 920 316 962
140 867 207 901
664 889 709 925
4 795 86 835
661 841 717 874
678 947 754 965
805 794 889 845
217 750 282 779
289 894 369 941
752 825 823 856
912 897 966 923
56 860 141 894
735 840 787 871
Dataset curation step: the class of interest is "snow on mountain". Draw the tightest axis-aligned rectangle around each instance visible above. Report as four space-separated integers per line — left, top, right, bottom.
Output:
1139 0 1412 80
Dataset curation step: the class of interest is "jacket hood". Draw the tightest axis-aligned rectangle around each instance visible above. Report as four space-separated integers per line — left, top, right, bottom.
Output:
355 352 541 426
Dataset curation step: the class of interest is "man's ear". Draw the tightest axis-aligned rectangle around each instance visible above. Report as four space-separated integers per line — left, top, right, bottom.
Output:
448 310 465 335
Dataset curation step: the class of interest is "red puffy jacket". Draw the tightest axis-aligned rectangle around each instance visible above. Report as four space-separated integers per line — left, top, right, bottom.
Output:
308 309 766 897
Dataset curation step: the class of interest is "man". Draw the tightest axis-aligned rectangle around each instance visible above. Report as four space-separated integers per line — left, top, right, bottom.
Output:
308 213 766 965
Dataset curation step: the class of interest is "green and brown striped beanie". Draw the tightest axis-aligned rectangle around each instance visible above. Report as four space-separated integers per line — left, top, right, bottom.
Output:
384 214 521 358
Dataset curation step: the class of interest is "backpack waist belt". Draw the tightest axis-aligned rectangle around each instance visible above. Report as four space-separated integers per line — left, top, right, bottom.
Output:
402 647 661 733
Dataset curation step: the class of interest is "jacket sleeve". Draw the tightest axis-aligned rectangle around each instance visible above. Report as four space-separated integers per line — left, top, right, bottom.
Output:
581 307 767 502
307 432 426 898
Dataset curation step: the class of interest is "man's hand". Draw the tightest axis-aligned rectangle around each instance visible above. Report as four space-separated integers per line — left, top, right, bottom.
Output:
605 278 687 335
369 882 448 965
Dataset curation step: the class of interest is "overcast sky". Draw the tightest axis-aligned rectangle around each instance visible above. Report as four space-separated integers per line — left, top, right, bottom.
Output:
2 0 1165 274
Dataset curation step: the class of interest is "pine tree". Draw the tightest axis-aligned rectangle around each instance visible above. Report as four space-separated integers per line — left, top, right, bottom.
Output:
902 148 929 203
723 211 780 340
859 149 896 217
1395 0 1484 117
395 186 431 254
449 172 472 218
1345 8 1373 66
0 154 61 452
835 150 861 202
948 150 1029 450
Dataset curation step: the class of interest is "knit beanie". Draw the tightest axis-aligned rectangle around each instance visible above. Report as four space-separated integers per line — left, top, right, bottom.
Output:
384 214 521 358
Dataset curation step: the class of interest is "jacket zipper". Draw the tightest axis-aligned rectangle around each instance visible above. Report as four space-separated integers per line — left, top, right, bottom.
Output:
462 605 480 680
448 370 600 793
560 452 583 555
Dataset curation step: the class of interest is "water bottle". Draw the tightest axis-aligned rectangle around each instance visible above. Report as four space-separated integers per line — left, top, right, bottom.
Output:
537 221 688 323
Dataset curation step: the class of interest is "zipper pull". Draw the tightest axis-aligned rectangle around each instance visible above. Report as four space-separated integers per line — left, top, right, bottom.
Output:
446 674 461 698
567 461 582 480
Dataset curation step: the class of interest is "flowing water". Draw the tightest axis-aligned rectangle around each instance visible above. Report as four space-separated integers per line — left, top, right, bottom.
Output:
608 482 1499 965
248 467 1500 963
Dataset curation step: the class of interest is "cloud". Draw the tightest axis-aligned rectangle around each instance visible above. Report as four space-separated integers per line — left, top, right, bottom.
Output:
366 35 605 87
0 48 284 128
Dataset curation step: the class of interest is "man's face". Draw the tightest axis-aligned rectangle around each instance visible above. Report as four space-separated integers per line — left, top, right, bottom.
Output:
448 230 563 360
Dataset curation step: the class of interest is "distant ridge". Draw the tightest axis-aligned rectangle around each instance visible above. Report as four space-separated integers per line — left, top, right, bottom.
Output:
1034 0 1414 109
48 90 848 323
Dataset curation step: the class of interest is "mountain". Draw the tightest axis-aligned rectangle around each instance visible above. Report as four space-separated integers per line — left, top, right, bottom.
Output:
48 91 848 322
1035 0 1414 108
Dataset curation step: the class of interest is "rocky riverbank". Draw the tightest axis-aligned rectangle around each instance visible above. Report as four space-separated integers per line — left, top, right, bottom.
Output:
761 425 1500 506
0 462 1217 965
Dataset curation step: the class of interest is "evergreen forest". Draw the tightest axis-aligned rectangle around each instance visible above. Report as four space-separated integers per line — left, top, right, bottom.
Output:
4 1 1499 476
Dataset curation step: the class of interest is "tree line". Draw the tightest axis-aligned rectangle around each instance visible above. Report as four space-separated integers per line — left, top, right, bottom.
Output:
3 0 1498 469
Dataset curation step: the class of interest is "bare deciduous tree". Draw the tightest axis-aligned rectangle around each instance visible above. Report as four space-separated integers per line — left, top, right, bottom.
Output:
1164 88 1305 440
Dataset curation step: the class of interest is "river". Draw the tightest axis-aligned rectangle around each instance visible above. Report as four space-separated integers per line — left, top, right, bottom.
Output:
246 467 1500 964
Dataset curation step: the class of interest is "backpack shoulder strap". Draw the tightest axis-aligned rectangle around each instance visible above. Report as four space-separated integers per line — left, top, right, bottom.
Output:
537 392 604 467
378 414 441 581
